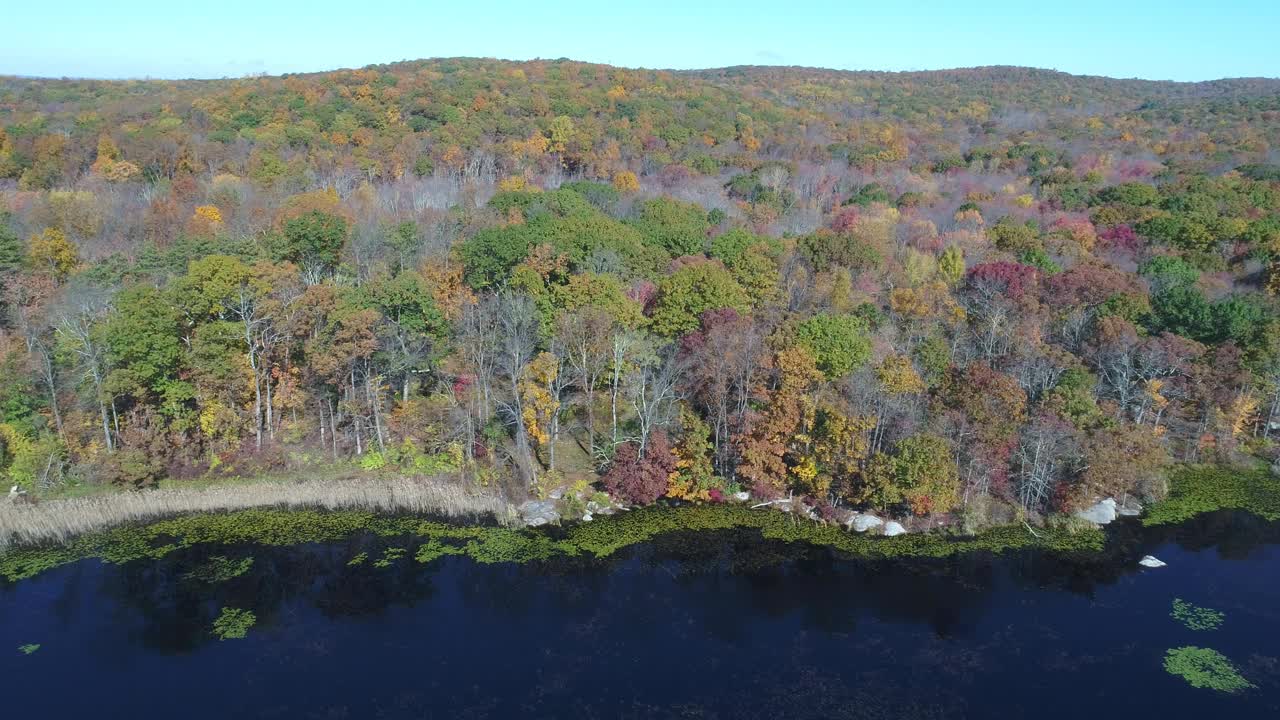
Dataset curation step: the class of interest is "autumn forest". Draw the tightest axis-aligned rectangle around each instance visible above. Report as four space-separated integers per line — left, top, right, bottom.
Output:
3 58 1280 531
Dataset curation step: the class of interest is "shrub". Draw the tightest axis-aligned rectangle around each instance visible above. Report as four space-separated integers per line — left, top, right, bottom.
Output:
358 451 387 471
602 431 678 505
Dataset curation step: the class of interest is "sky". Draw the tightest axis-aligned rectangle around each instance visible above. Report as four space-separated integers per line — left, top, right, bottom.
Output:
3 0 1277 82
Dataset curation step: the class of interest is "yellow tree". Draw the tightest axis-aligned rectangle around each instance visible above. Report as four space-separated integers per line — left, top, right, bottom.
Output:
812 403 876 501
519 351 568 471
28 228 79 282
668 405 718 501
89 134 120 175
187 205 224 236
612 170 640 194
938 245 965 286
734 346 823 498
548 115 575 155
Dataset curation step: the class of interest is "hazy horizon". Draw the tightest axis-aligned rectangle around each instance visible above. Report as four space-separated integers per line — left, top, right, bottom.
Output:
3 0 1277 83
4 56 1280 85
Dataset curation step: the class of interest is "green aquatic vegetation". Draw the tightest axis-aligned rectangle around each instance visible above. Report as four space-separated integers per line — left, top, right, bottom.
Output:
1171 598 1225 631
18 644 40 655
561 504 1104 560
373 547 406 568
2 503 1105 582
464 527 577 564
414 538 466 564
1144 466 1280 526
347 552 368 566
1 509 396 581
183 555 254 583
1163 646 1254 692
212 607 256 640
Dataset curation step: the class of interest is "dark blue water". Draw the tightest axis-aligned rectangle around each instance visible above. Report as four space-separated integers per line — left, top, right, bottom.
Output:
3 512 1279 719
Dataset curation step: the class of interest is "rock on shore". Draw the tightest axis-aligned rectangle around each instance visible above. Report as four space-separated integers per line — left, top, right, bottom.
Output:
846 513 884 532
1074 498 1117 525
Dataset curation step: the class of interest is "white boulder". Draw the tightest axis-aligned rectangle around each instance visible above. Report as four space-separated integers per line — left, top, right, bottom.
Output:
882 521 907 537
518 499 560 528
732 491 750 502
847 514 884 533
1138 555 1167 568
1074 498 1118 525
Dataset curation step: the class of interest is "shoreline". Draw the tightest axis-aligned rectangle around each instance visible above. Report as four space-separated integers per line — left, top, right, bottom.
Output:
3 464 1278 584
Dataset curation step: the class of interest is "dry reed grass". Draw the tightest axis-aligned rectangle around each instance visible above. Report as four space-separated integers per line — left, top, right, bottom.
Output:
0 475 514 549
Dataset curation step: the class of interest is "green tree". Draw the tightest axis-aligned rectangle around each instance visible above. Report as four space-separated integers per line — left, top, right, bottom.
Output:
551 272 645 328
460 226 533 290
709 228 778 266
1096 182 1160 206
283 210 348 274
1139 256 1199 294
384 221 421 273
630 197 710 257
1150 285 1214 342
0 214 22 273
103 286 184 403
988 216 1041 254
859 434 959 515
358 271 449 400
649 262 751 336
794 313 872 378
1137 215 1216 253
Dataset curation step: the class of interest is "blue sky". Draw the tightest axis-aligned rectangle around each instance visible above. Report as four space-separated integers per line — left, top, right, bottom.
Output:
3 0 1277 81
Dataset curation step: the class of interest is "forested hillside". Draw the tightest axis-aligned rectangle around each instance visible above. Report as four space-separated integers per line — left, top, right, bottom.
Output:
2 58 1280 526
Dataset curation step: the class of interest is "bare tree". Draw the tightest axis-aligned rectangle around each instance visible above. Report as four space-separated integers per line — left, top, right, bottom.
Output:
555 307 614 462
459 298 499 423
629 338 683 455
609 329 642 448
492 292 539 485
54 283 116 452
1013 414 1079 513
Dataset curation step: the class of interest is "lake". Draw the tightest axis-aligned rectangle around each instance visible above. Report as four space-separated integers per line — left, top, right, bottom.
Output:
3 510 1279 718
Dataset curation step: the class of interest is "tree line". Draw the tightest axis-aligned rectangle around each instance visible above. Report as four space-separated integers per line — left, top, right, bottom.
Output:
1 60 1279 527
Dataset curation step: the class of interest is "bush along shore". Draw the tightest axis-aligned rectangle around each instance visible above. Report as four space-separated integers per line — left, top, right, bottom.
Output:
2 463 1278 584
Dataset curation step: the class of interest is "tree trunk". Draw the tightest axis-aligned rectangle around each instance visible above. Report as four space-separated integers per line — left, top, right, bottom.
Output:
319 399 327 454
39 350 64 439
265 370 275 442
99 399 113 452
366 362 386 452
611 364 622 445
250 346 264 451
328 398 339 460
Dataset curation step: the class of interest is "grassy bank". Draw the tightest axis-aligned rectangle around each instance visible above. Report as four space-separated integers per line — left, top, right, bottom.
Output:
0 474 512 550
0 502 1104 583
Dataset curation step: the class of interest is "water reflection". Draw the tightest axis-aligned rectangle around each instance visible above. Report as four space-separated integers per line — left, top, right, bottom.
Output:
2 511 1279 719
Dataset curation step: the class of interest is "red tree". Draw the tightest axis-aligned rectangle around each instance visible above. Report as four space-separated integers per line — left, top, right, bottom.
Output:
602 431 678 505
